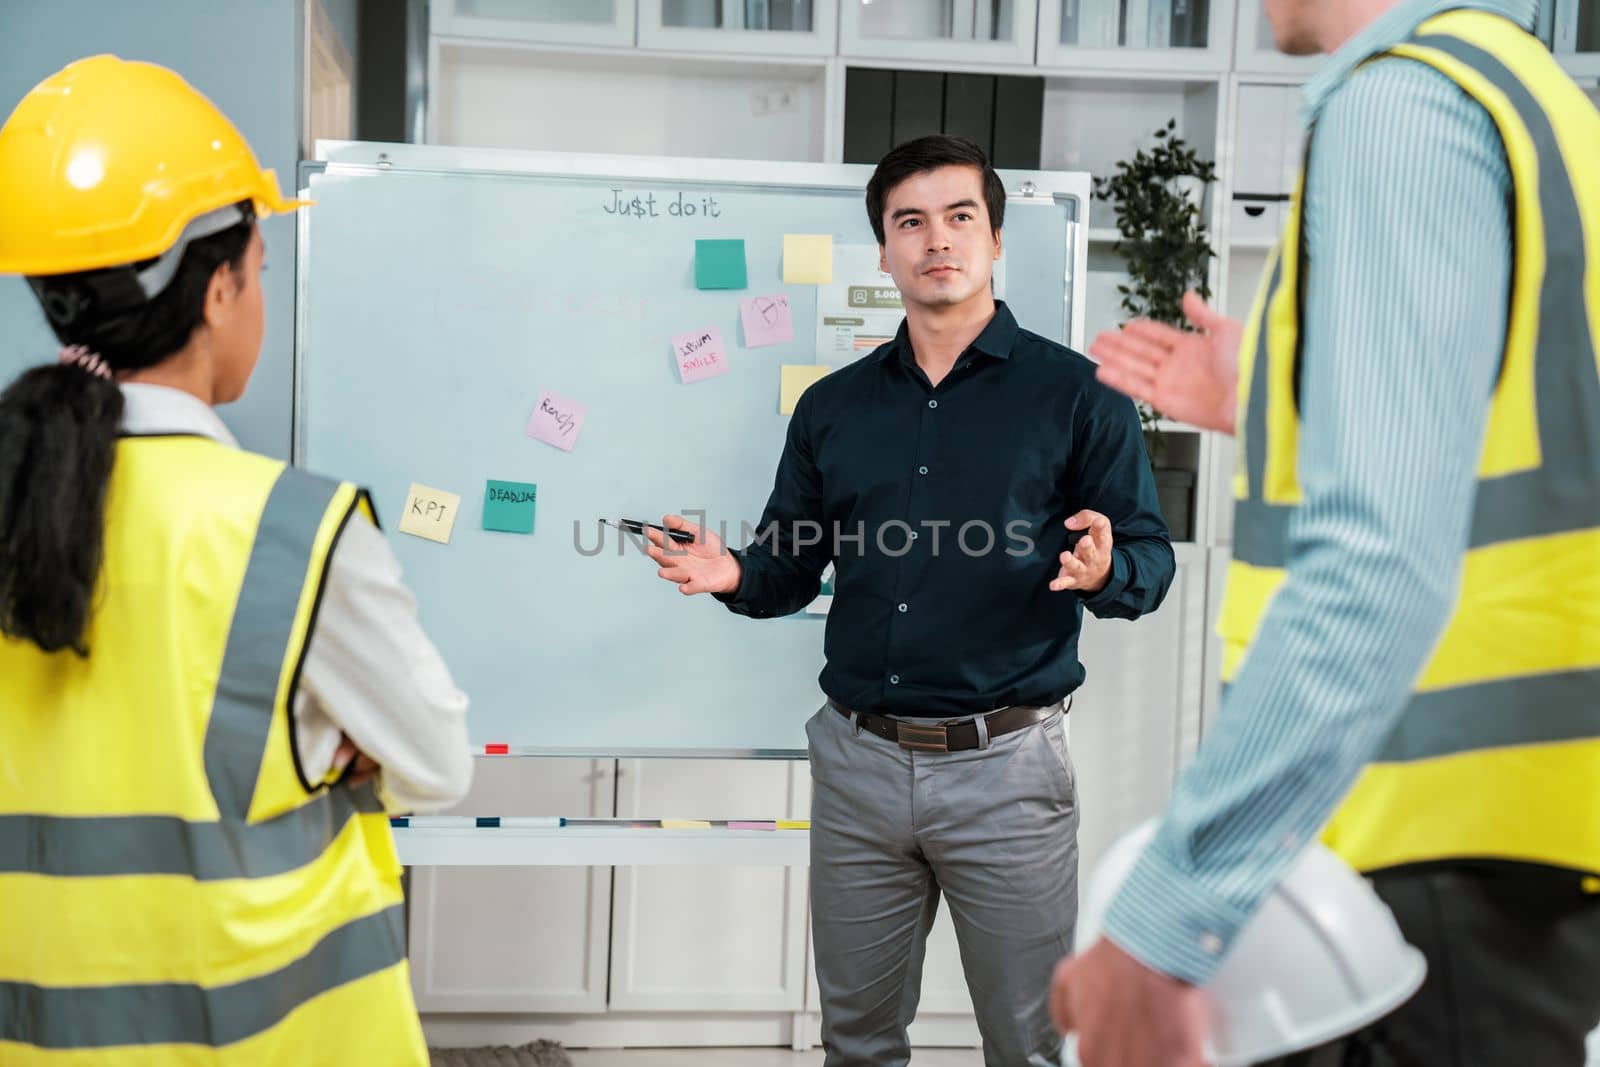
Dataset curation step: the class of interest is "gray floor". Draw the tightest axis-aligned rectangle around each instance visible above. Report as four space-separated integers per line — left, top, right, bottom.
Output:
561 1035 1600 1065
438 1026 1600 1065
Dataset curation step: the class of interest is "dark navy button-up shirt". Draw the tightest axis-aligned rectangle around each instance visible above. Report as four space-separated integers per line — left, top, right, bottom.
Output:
718 301 1174 716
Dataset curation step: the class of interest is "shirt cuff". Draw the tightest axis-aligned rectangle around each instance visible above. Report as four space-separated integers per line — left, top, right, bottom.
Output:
1098 837 1257 986
1078 547 1131 612
711 548 754 612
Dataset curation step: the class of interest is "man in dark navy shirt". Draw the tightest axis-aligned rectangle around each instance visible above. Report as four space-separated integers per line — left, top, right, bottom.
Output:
644 135 1173 1067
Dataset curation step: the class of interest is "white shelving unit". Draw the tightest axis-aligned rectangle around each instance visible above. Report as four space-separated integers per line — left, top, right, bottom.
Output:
1047 72 1224 510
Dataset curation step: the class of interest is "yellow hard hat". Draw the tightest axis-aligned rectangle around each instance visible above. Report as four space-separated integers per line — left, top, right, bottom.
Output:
0 55 308 278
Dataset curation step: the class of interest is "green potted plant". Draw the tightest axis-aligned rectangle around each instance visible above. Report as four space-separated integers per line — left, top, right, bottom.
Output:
1094 118 1218 540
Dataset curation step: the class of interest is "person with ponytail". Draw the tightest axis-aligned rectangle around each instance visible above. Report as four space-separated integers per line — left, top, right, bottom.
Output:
0 57 469 1065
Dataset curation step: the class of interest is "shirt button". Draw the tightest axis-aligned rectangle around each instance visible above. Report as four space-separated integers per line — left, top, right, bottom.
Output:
918 466 929 475
909 530 919 540
898 603 908 613
889 674 901 685
928 399 938 409
1199 933 1223 955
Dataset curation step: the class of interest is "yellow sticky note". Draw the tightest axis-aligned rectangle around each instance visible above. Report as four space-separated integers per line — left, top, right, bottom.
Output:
777 820 810 831
780 364 830 415
399 483 462 544
661 819 713 829
783 234 833 284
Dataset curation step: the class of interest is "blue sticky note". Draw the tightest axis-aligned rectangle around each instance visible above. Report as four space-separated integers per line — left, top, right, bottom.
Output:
695 239 747 290
483 480 537 534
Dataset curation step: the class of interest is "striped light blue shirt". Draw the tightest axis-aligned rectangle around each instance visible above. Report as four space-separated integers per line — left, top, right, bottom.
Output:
1101 0 1537 984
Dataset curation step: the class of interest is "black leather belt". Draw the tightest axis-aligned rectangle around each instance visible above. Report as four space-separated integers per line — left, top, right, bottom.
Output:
831 699 1064 753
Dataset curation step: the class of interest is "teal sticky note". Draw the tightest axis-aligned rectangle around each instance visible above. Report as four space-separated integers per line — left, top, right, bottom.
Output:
483 480 537 534
695 239 747 290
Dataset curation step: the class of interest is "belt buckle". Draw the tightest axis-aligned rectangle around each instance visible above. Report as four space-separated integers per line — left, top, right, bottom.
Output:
895 721 950 753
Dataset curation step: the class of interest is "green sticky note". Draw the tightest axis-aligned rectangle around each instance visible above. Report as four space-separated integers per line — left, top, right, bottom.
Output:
483 480 537 534
695 239 747 290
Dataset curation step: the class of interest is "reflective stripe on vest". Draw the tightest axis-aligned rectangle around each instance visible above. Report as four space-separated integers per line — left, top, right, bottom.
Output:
0 438 426 1064
0 906 406 1050
1219 9 1600 874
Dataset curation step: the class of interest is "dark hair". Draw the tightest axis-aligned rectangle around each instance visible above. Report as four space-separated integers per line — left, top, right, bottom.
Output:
865 135 1007 246
0 204 254 655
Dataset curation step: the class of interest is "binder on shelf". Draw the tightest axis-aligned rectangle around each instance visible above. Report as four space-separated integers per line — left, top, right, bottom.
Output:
1124 0 1150 48
1148 0 1173 48
1062 0 1079 45
1080 0 1120 47
1188 0 1210 47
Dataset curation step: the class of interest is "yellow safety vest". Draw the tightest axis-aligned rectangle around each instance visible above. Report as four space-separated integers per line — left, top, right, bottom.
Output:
1221 10 1600 875
0 435 428 1065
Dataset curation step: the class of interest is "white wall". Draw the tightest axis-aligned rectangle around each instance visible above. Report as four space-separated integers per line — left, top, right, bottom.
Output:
0 0 301 459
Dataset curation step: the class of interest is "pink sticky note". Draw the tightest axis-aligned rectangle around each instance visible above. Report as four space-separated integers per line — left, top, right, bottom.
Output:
525 390 587 451
672 326 730 385
728 821 776 831
740 294 794 348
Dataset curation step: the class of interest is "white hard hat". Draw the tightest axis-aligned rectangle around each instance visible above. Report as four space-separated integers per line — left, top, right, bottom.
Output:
1064 820 1427 1067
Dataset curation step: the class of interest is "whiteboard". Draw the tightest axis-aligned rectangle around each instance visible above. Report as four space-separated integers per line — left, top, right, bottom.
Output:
295 142 1088 755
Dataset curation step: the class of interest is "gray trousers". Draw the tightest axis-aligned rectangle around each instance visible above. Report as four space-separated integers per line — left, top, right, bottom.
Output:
806 700 1080 1067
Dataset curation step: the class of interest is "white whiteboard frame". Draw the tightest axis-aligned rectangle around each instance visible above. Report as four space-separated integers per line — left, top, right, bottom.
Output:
294 143 1090 857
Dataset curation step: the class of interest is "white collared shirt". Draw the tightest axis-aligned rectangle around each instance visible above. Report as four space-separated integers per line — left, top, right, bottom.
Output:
121 384 473 813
